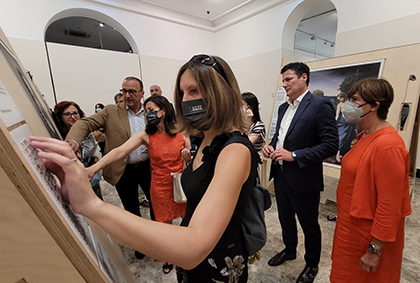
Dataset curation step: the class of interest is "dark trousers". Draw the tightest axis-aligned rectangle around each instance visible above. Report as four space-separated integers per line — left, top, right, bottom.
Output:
273 165 321 267
115 160 155 220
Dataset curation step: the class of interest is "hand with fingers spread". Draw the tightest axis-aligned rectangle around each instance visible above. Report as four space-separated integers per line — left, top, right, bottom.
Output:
28 136 101 214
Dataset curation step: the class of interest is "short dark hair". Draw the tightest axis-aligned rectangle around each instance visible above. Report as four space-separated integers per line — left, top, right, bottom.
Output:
95 103 105 109
347 77 394 120
124 76 143 91
242 92 262 124
144 95 177 136
281 62 310 85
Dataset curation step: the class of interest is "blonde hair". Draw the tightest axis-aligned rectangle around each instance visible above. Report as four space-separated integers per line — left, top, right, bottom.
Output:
174 54 247 136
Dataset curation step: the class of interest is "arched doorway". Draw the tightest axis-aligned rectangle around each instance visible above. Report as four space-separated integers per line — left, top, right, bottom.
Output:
44 9 142 114
282 0 337 62
45 16 133 53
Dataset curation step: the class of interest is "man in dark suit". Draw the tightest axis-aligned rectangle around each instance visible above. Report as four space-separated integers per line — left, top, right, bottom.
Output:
67 77 153 259
262 62 338 283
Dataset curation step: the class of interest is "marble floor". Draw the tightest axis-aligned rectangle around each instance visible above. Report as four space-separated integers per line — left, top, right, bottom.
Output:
100 176 420 283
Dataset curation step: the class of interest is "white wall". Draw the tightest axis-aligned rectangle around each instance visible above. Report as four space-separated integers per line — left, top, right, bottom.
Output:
46 42 140 115
332 0 420 56
2 0 420 140
0 0 215 114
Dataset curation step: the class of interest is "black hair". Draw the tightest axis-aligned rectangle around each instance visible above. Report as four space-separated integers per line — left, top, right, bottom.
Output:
242 92 262 124
281 62 310 86
144 95 177 136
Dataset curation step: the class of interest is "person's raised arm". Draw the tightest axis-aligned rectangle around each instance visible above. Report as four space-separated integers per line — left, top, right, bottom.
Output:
66 107 109 152
86 131 148 179
28 136 250 269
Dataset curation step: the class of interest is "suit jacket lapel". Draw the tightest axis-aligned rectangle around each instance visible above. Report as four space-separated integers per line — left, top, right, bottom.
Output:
286 92 311 137
118 104 132 138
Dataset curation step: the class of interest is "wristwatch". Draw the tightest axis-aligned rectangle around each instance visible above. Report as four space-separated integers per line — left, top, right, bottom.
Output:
368 243 383 254
291 151 297 160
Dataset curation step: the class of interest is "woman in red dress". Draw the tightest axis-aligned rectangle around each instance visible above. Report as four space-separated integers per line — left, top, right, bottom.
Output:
330 78 412 282
87 95 190 274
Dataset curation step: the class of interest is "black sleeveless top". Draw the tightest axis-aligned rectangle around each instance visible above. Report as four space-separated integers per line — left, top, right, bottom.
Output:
177 131 258 283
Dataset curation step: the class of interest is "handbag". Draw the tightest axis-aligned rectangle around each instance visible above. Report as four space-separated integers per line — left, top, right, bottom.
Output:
171 172 187 203
242 180 271 256
219 134 271 256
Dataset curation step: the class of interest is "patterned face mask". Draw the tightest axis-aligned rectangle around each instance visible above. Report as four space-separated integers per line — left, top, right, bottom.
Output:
182 98 208 130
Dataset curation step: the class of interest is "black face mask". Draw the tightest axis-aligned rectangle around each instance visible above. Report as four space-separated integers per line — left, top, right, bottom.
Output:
146 110 161 126
182 99 208 130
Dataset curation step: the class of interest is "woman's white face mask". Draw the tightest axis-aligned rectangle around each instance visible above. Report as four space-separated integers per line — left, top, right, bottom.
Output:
343 101 371 124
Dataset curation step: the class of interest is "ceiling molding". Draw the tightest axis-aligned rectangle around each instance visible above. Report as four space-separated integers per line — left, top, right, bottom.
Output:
85 0 291 32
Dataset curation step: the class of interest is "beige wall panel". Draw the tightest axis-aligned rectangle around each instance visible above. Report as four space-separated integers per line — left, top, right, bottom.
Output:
229 49 283 130
0 167 84 283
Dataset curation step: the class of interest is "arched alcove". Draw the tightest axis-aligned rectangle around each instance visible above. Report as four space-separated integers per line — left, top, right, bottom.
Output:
43 9 142 114
282 0 337 62
45 8 139 54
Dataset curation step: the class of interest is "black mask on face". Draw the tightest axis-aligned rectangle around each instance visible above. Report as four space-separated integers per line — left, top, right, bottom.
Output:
146 110 161 126
182 99 208 130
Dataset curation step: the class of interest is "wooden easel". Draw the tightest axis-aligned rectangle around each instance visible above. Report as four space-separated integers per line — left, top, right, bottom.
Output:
0 28 135 283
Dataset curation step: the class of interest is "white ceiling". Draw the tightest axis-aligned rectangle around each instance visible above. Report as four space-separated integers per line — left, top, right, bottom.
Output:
88 0 289 30
114 0 338 57
53 0 337 58
138 0 275 21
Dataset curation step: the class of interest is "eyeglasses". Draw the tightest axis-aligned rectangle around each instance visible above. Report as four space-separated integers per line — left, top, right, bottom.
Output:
62 112 79 117
120 89 141 96
192 54 228 83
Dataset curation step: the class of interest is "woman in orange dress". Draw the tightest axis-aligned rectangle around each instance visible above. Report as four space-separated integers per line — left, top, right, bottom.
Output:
330 78 412 282
87 95 189 274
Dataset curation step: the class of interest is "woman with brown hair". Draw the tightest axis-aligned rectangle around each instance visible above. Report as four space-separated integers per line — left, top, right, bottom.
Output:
86 95 188 274
330 78 412 282
29 54 259 282
53 101 102 199
53 101 85 139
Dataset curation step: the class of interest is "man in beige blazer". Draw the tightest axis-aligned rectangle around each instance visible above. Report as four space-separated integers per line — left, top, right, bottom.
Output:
66 77 153 229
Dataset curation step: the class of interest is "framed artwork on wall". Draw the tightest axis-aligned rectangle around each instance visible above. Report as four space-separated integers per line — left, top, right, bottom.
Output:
309 60 384 167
